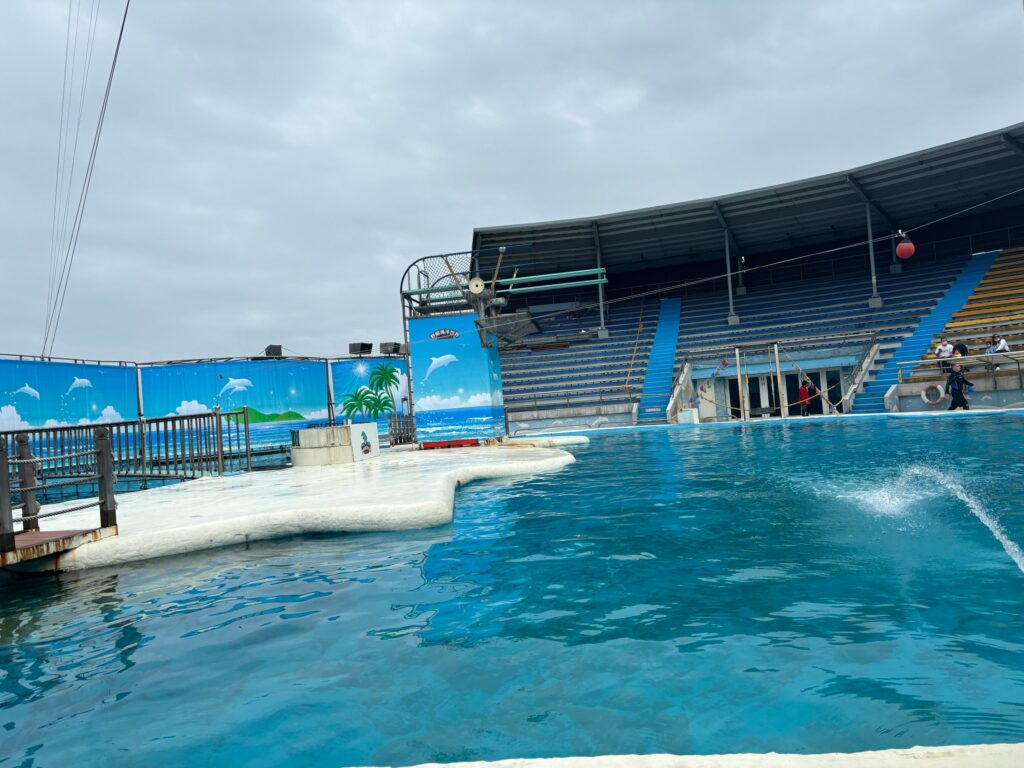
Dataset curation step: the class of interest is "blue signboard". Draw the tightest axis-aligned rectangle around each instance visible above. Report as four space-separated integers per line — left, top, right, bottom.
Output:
0 358 138 430
408 314 505 441
330 358 410 430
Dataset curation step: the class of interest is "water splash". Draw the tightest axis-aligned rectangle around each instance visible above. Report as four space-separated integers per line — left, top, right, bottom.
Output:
835 484 936 519
905 465 1024 576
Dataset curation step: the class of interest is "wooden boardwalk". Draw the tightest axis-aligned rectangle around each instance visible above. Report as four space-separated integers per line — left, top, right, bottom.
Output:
0 526 117 569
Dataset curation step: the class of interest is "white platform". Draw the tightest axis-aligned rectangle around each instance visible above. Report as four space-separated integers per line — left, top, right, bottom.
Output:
22 439 587 572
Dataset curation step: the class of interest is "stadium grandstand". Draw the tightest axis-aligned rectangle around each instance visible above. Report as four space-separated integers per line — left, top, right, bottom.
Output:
402 122 1024 432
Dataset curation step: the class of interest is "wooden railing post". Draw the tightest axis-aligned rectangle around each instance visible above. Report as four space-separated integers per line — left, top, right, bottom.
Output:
16 435 40 532
95 427 118 529
243 406 252 471
0 440 15 553
214 407 224 476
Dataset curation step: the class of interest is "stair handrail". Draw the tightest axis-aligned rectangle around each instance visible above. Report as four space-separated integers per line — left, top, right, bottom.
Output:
841 333 880 412
622 299 648 397
666 359 694 422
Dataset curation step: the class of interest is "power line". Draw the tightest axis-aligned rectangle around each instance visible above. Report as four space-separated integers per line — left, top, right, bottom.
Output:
44 0 131 358
44 0 75 348
44 0 103 352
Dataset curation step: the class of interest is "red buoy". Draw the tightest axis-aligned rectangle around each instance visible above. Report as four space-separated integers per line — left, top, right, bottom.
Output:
896 236 915 260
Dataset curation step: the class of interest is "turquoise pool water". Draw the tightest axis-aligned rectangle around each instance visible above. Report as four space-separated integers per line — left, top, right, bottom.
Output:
2 416 1024 767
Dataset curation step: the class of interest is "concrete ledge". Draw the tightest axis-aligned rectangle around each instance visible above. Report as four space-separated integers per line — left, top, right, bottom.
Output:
360 743 1024 768
16 445 580 573
503 436 590 448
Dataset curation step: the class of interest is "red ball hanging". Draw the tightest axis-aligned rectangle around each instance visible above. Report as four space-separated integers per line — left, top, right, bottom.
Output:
896 236 915 260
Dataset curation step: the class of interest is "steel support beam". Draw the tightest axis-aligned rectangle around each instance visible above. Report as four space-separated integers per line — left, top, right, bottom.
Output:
889 232 902 274
591 223 607 332
865 203 883 308
846 174 898 231
712 202 746 295
1001 133 1024 161
724 229 739 325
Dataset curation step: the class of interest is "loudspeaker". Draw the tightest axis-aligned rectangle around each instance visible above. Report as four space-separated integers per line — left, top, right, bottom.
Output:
264 344 283 357
380 342 403 355
349 342 373 355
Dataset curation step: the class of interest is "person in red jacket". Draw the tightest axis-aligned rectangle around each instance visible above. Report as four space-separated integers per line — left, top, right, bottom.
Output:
798 380 813 416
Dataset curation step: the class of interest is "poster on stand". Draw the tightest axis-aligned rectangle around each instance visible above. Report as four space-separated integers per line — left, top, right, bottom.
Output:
408 314 505 441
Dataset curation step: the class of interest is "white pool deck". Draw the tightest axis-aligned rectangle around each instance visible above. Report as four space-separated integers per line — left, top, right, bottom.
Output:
20 436 586 573
364 744 1024 767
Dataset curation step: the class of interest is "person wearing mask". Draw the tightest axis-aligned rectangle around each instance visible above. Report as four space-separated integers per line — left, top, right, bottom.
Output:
946 363 974 411
935 337 954 373
987 333 1010 353
985 333 1010 371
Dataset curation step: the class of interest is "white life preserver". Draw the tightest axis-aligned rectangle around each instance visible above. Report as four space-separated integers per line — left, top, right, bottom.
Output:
921 383 945 405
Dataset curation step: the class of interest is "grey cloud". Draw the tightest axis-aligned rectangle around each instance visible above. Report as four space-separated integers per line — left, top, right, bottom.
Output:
2 0 1021 360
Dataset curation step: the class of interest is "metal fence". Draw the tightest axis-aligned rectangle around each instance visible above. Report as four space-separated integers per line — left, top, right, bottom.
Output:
0 408 252 501
1 427 117 553
385 413 416 445
897 351 1024 390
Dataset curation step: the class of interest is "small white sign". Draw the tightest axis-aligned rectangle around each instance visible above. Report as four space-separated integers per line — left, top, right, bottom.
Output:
350 422 379 462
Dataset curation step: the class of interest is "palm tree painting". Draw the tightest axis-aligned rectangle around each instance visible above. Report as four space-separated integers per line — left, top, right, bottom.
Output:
340 387 372 422
339 362 402 423
368 362 400 396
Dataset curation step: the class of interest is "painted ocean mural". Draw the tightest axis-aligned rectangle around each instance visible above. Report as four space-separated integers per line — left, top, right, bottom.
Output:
140 359 329 422
140 359 331 454
1 356 416 456
0 358 138 430
330 358 410 433
408 314 505 441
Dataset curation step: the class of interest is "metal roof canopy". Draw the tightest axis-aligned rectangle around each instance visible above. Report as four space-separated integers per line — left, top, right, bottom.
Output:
471 123 1024 278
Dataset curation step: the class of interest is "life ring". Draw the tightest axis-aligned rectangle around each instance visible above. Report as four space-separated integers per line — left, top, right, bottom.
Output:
921 383 945 405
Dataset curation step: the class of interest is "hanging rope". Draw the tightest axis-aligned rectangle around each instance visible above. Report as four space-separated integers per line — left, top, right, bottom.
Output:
778 344 843 413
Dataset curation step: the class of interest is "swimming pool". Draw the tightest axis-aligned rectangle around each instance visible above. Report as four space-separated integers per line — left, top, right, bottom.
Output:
2 415 1023 767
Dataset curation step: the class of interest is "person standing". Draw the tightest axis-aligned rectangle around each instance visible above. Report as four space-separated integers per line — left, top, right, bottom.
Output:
798 380 811 416
935 336 954 373
946 363 974 411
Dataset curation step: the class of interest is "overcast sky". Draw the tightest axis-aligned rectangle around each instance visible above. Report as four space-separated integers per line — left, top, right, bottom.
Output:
2 0 1022 361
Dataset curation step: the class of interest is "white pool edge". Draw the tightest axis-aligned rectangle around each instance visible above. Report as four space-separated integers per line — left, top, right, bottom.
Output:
360 742 1024 767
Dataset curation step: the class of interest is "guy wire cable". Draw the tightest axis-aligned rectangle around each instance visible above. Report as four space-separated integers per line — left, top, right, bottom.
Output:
45 0 131 358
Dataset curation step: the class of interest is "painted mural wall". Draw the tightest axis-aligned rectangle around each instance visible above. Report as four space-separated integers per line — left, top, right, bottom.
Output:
140 359 330 448
1 357 412 447
330 357 411 431
0 359 138 430
408 313 505 441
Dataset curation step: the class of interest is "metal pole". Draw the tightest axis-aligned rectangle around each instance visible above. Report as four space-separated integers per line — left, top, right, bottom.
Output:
774 343 787 417
889 230 902 274
139 417 149 490
96 427 118 529
401 298 415 425
325 359 336 426
725 231 739 325
16 435 39 532
592 223 607 331
0 440 14 552
734 347 746 420
866 203 883 307
135 364 145 419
